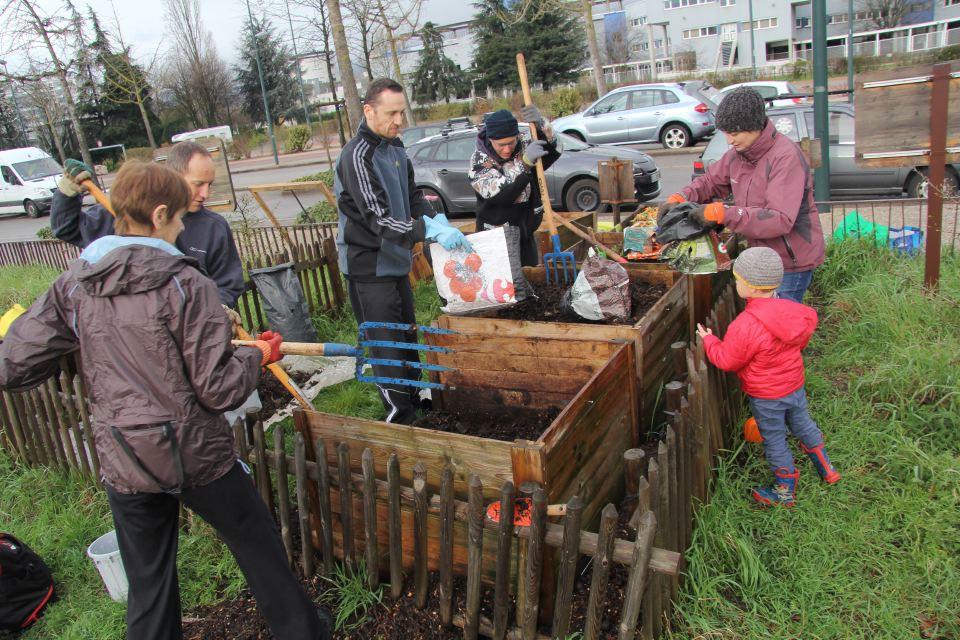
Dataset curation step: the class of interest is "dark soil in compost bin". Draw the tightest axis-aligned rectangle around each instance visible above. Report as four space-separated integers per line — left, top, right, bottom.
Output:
411 406 560 442
256 370 312 416
494 280 667 325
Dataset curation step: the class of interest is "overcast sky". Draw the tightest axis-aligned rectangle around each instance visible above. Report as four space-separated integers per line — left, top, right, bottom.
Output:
3 0 475 72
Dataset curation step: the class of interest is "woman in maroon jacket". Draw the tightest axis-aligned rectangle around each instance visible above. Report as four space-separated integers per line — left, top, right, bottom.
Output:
663 87 825 302
0 162 330 640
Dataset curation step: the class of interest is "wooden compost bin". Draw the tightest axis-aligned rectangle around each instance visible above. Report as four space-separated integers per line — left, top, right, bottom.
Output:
454 211 597 261
294 332 637 584
437 264 688 430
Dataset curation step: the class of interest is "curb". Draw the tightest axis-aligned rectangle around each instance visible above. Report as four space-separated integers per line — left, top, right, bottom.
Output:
643 146 705 157
231 157 336 176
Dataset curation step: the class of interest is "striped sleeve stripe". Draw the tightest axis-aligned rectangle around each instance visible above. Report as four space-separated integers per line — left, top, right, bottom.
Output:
354 140 413 233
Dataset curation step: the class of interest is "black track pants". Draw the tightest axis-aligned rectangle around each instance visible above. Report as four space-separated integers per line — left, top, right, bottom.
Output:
346 277 421 424
106 462 326 640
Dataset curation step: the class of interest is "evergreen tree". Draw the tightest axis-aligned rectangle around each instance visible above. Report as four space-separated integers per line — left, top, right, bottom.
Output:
511 0 585 90
471 0 517 92
234 15 298 125
99 49 161 148
411 22 469 103
0 93 25 149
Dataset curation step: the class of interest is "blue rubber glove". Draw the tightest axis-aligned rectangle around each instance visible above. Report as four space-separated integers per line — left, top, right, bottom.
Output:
424 215 472 251
431 213 450 226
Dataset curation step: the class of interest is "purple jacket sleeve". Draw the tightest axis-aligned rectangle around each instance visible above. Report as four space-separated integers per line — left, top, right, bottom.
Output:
0 275 79 391
718 153 807 239
682 150 733 204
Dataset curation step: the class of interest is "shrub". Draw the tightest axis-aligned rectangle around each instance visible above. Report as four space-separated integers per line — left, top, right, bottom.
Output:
283 124 313 153
293 168 334 186
125 146 155 163
935 45 960 62
36 226 53 240
549 87 583 118
296 201 336 224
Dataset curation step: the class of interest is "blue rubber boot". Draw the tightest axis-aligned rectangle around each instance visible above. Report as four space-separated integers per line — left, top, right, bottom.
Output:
752 467 799 507
802 442 841 484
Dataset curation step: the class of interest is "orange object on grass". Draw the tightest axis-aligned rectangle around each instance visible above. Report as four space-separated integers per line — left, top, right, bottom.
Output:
743 416 763 443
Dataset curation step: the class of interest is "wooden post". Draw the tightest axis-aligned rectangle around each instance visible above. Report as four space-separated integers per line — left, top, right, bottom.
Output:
274 427 294 567
618 511 658 640
623 448 645 517
493 481 516 640
314 438 335 576
1 391 28 464
584 503 618 640
337 442 355 570
39 382 72 471
656 441 672 621
73 375 101 482
643 459 662 638
439 465 456 625
58 373 91 479
552 495 583 639
252 419 272 513
413 462 429 609
923 63 950 293
665 428 680 600
24 392 51 467
294 434 314 577
388 453 403 599
521 489 547 639
362 449 380 589
465 475 484 640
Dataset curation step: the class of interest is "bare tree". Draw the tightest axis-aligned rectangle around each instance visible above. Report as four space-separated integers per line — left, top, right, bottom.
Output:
369 0 421 124
2 0 99 180
325 0 363 131
579 0 607 96
343 0 380 82
162 0 232 128
20 75 68 162
864 0 907 29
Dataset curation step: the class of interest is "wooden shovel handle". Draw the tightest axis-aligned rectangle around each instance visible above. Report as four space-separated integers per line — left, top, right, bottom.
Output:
235 329 311 407
81 179 116 217
516 53 560 241
232 340 347 357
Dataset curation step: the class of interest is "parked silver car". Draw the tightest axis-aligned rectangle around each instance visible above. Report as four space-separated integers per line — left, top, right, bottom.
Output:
691 103 960 198
551 82 717 149
408 127 661 214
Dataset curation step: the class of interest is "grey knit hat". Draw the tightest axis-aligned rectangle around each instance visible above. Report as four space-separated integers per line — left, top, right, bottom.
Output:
733 247 783 290
716 87 768 133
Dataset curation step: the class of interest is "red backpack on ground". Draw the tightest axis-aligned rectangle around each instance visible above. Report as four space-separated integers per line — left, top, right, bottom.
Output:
0 533 55 634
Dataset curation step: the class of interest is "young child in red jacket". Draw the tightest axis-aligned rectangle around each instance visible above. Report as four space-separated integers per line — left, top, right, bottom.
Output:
696 247 840 507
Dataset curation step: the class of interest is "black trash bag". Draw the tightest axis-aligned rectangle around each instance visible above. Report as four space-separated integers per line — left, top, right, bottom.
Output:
248 262 318 342
657 202 710 244
558 256 631 322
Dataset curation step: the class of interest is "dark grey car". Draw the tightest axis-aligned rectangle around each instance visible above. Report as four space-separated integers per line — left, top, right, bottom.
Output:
408 128 661 214
692 103 960 198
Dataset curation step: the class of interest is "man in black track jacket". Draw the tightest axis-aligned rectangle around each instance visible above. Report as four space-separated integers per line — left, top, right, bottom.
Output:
51 142 245 309
335 78 471 425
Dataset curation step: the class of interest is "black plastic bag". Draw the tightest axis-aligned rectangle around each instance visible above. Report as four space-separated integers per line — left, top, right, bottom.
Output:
657 202 709 244
248 262 318 342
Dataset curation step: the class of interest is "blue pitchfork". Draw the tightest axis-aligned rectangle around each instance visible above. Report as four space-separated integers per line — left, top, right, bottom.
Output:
234 322 457 390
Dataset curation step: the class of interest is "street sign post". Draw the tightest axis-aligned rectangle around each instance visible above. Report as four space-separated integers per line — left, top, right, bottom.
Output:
855 62 958 292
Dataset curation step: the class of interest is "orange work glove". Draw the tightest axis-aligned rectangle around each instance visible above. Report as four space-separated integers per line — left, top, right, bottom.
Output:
666 193 686 205
253 330 284 366
691 202 725 227
657 193 687 220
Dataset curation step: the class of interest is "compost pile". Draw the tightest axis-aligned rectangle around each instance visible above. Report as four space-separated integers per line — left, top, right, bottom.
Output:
493 280 667 325
412 406 560 442
256 370 312 416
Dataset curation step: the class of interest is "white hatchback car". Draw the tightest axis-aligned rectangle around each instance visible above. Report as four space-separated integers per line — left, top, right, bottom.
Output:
716 81 806 108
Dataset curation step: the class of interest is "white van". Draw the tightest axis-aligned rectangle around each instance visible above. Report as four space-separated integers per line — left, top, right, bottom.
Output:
0 147 62 218
171 125 233 145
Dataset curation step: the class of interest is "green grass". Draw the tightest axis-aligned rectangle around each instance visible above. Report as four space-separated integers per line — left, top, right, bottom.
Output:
0 452 245 640
0 264 61 311
670 241 960 640
319 562 386 632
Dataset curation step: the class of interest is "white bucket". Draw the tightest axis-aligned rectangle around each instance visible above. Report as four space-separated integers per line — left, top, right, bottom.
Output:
86 530 128 602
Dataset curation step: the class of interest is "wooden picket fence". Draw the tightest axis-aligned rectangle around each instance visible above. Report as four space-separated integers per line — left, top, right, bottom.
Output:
0 239 80 271
236 236 346 332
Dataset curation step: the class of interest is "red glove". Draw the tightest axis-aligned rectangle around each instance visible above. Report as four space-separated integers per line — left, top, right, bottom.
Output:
253 331 284 366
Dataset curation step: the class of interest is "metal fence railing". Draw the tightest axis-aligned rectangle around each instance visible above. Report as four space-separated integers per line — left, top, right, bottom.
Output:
817 198 960 253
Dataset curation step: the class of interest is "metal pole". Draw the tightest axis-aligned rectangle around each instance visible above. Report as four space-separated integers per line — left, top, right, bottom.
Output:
285 0 312 126
748 0 757 79
245 0 280 166
812 0 831 201
924 63 950 293
847 0 854 104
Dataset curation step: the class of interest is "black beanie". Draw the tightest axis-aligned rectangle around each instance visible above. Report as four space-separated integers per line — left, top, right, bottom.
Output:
716 87 768 133
484 109 519 139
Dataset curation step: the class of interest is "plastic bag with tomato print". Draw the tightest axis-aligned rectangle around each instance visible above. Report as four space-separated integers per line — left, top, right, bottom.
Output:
430 225 533 314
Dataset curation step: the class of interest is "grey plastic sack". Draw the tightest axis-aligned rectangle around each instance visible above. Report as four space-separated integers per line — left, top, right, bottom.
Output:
248 262 318 342
561 256 631 322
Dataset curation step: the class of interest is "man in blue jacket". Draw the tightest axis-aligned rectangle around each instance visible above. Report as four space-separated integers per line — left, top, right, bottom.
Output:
336 77 470 424
51 141 246 310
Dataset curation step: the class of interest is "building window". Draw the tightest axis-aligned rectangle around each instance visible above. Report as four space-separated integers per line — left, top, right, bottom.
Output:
664 0 715 9
766 41 790 62
720 0 735 5
682 25 718 38
827 13 848 24
947 0 960 6
654 38 663 47
795 16 810 28
741 17 778 31
631 16 647 26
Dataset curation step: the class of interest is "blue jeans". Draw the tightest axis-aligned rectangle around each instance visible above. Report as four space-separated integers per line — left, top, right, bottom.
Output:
777 270 814 303
749 388 824 473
